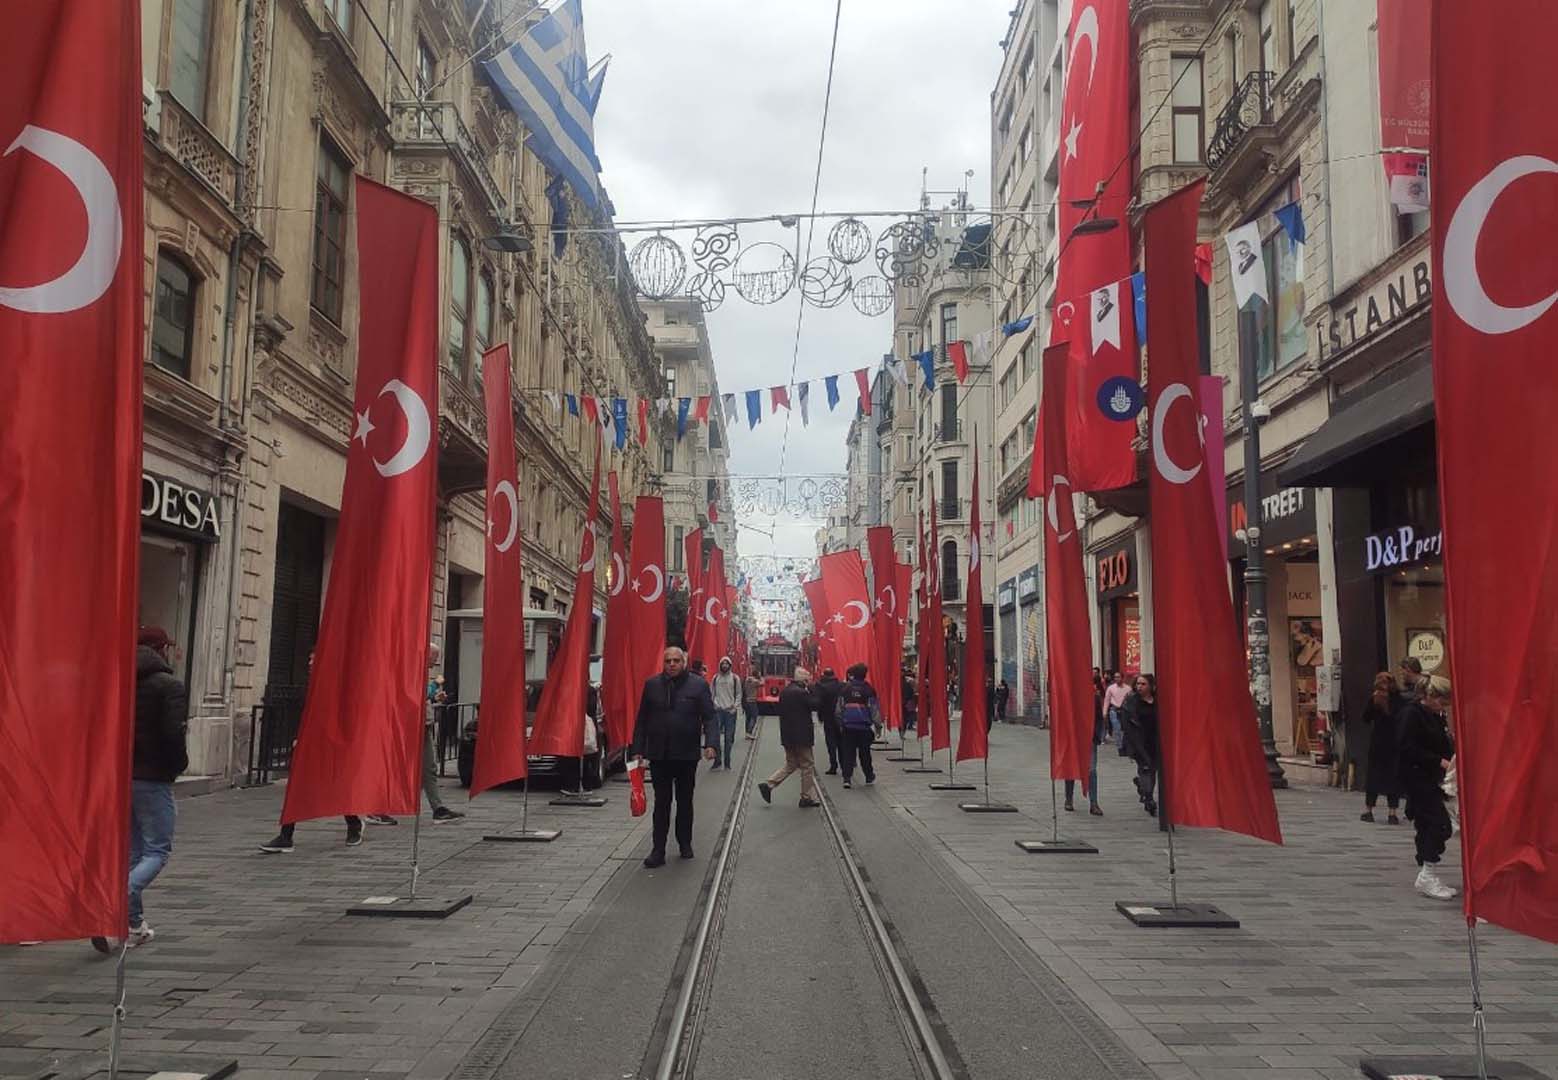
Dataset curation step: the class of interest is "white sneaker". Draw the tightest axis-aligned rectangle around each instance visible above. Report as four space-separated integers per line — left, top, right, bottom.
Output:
1415 865 1457 901
127 922 155 947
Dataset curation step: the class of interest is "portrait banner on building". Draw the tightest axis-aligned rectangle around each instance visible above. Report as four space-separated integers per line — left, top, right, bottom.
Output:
1067 279 1139 492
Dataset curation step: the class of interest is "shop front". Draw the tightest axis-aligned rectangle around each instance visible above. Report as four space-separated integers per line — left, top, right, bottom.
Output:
1093 533 1139 677
1018 566 1041 723
1227 474 1324 759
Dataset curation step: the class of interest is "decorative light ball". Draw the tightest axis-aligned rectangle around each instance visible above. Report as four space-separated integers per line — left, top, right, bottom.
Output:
629 234 687 300
733 243 797 305
827 217 873 265
799 257 852 308
691 225 740 272
850 275 893 316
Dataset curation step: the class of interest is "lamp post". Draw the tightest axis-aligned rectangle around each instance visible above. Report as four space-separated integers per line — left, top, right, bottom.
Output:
1241 346 1287 789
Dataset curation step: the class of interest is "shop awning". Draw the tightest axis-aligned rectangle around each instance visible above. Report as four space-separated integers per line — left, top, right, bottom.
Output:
1277 358 1435 489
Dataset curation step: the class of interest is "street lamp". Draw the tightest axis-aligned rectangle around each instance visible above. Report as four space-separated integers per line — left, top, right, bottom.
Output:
1241 347 1288 789
483 229 532 254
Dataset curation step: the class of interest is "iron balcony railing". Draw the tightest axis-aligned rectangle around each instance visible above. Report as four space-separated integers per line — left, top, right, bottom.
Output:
940 496 962 520
937 419 963 443
1207 71 1276 171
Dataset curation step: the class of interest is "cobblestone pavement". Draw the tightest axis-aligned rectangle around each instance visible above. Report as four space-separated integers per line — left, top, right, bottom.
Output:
869 719 1558 1080
0 774 651 1080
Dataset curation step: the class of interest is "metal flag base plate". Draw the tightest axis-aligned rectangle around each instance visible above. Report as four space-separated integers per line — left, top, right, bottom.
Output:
1359 1057 1542 1080
482 830 561 843
36 1056 240 1080
548 794 607 807
902 765 943 773
1015 838 1098 854
928 782 977 791
884 754 918 761
958 801 1018 813
1114 900 1238 928
346 894 473 919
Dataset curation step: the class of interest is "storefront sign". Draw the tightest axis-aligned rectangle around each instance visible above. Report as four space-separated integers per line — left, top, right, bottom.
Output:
1364 523 1441 572
1407 627 1446 672
141 471 221 542
998 578 1017 612
1228 474 1316 557
1314 255 1432 361
1017 566 1039 603
1095 535 1136 600
1122 612 1141 673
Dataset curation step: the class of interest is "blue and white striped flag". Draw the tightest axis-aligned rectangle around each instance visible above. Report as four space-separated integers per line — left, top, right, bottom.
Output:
483 0 604 208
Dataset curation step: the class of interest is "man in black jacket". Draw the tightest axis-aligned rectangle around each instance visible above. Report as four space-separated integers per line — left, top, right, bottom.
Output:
814 668 844 774
95 627 188 952
630 647 718 867
1399 675 1457 901
757 668 820 808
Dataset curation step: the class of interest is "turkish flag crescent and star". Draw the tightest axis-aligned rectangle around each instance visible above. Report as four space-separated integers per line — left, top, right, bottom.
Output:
1432 0 1558 942
926 497 950 754
682 527 704 655
471 346 528 796
914 512 930 738
282 179 440 825
1067 278 1138 492
529 437 602 758
598 471 634 760
956 449 989 763
1057 0 1133 300
1145 179 1281 844
819 551 875 673
621 496 668 747
0 0 144 942
868 527 903 729
692 545 728 674
1038 344 1094 786
802 578 839 676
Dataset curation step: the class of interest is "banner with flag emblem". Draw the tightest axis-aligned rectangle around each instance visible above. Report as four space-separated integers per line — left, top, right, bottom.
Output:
598 471 634 755
1067 278 1138 492
818 551 875 673
868 527 903 730
621 496 667 747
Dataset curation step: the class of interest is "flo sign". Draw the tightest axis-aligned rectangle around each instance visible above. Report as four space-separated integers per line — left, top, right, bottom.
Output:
141 470 222 542
1364 523 1441 573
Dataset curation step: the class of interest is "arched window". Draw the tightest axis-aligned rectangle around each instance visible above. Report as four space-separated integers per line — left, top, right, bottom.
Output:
449 237 471 376
151 250 198 380
941 539 960 601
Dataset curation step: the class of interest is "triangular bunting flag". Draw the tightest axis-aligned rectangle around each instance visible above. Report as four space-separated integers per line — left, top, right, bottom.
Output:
676 397 691 440
745 389 762 429
824 374 841 411
693 395 712 423
797 382 810 426
771 385 791 412
854 368 872 416
914 349 935 392
722 393 738 424
947 340 969 384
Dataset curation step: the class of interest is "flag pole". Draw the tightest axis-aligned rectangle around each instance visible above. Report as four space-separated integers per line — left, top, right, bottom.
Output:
1050 778 1061 843
108 938 128 1080
409 803 423 901
1467 919 1489 1080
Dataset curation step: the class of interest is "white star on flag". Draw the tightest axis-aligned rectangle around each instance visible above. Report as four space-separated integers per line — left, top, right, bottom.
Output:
353 410 376 446
1065 120 1082 160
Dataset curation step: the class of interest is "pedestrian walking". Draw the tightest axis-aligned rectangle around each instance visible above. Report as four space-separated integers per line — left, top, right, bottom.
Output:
94 628 189 952
260 650 363 853
1103 671 1130 754
835 662 881 788
901 669 918 734
742 671 761 738
1062 679 1106 816
995 679 1010 723
1397 656 1424 703
362 642 464 825
630 647 718 867
757 668 821 808
985 676 997 731
814 667 845 774
1398 675 1457 900
710 656 742 770
1360 672 1404 824
1122 674 1159 816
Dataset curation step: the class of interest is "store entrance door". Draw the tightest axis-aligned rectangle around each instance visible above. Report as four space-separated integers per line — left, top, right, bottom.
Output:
139 534 197 685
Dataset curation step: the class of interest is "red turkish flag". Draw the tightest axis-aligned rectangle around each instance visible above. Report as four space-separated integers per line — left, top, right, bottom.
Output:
621 496 667 747
1038 343 1095 785
471 346 528 796
598 472 634 756
0 0 143 942
692 546 729 674
1057 0 1133 299
1145 179 1280 844
1432 0 1558 941
868 527 903 729
947 340 970 384
1378 0 1429 150
915 512 929 734
636 398 650 446
282 180 439 825
529 437 602 758
682 527 704 655
819 551 874 673
956 449 989 762
926 498 949 753
802 578 840 675
1067 278 1138 492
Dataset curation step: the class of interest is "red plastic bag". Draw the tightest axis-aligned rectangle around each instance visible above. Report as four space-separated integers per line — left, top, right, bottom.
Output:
629 759 647 817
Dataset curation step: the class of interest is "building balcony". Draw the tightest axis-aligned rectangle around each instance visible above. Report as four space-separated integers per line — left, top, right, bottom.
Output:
391 100 507 219
936 419 964 444
940 496 963 521
1206 71 1276 173
151 90 240 209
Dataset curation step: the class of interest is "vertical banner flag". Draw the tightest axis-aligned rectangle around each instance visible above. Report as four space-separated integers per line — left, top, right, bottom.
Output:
599 471 634 755
825 374 841 410
1377 0 1429 150
1057 0 1133 297
926 496 949 753
956 448 989 762
1067 279 1138 491
622 496 667 748
1200 375 1229 564
854 368 872 414
693 546 728 675
1432 0 1558 942
637 398 650 446
529 436 602 757
895 560 912 715
1225 220 1268 308
683 527 705 654
612 397 627 450
818 551 875 673
868 527 903 729
947 340 970 384
745 389 762 429
283 179 440 824
1039 344 1094 787
472 346 528 796
802 578 840 676
1146 179 1280 844
0 0 144 942
676 397 691 439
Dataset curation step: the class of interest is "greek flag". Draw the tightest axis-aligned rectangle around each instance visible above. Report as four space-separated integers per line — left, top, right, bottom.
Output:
483 0 605 208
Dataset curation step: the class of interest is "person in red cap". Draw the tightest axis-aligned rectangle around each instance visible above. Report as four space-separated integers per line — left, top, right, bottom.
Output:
93 627 188 953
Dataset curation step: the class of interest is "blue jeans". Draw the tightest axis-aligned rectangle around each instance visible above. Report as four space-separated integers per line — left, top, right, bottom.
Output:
1063 742 1101 809
716 709 738 767
1108 707 1124 747
743 702 757 734
128 780 176 927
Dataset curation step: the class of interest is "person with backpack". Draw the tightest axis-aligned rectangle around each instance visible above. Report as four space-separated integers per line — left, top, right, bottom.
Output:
835 662 881 789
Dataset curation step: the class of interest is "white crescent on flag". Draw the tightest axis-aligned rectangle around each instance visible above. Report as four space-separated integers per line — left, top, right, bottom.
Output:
633 564 665 602
841 600 871 630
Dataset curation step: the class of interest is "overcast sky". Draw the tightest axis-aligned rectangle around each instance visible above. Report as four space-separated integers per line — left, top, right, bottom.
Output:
587 1 1005 570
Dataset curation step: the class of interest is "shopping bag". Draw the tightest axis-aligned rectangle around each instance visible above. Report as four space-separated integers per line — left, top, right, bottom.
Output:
629 758 647 817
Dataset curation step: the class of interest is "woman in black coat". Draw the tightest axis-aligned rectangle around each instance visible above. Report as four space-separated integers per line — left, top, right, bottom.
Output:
1360 671 1404 824
1397 676 1457 900
1122 674 1160 816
